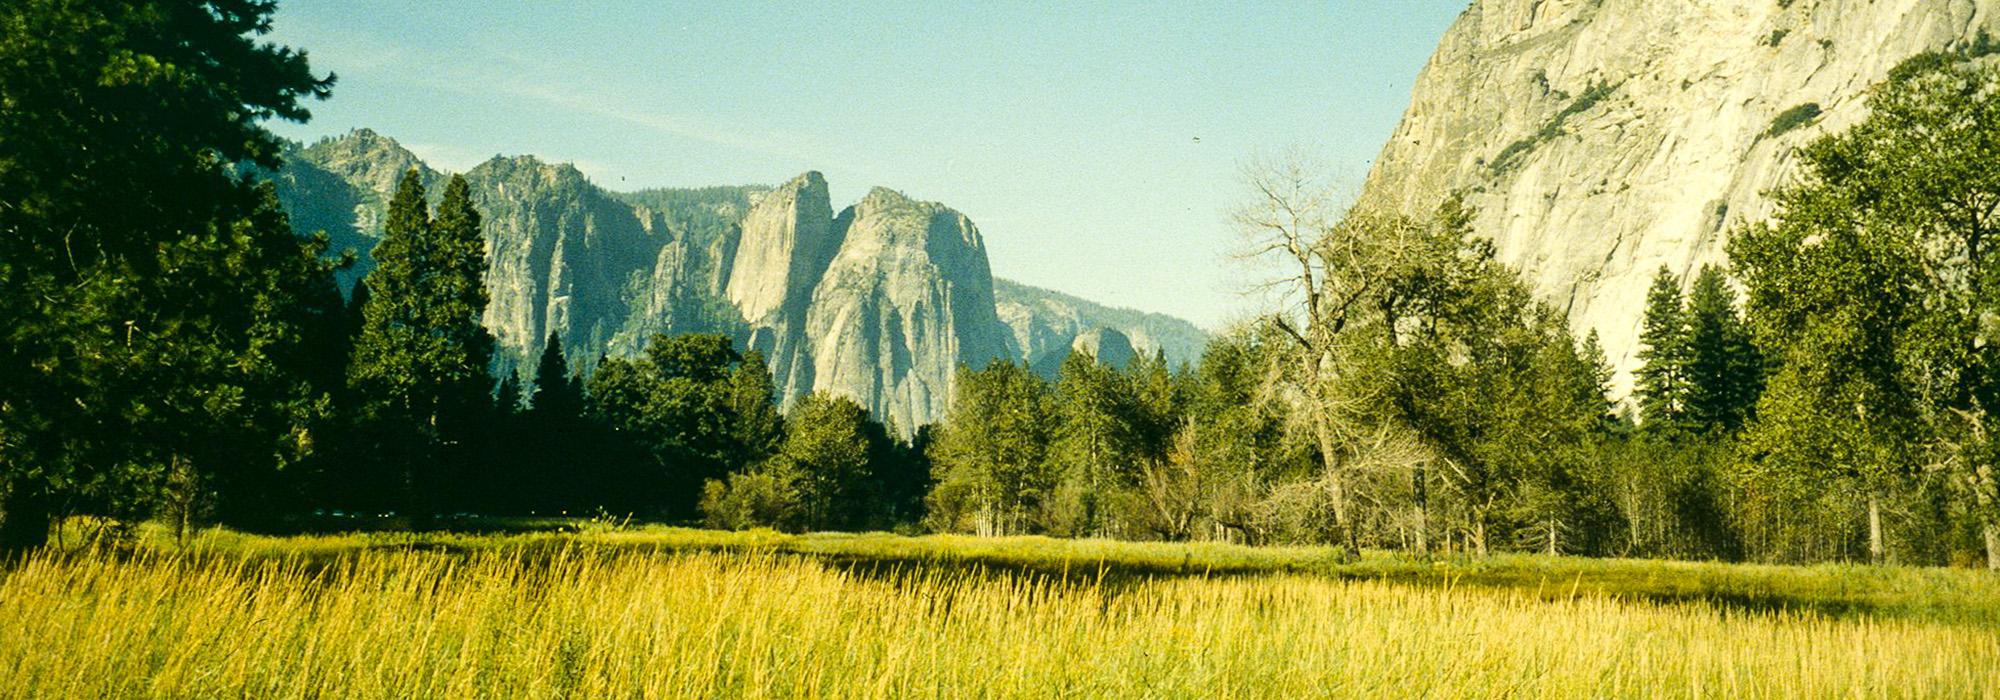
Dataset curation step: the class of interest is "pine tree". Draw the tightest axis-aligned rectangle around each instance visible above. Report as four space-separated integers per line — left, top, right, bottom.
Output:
529 333 583 418
348 171 494 513
1683 266 1762 435
1634 266 1691 436
495 374 524 416
0 0 334 549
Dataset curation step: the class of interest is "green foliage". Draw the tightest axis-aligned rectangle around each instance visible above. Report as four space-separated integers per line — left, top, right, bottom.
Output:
1045 351 1138 535
588 334 782 516
529 333 584 418
345 172 496 513
1380 253 1618 555
1682 266 1764 435
926 361 1057 535
1637 265 1764 440
1765 103 1822 138
1764 29 1789 47
1634 267 1692 435
1731 53 2000 565
0 0 336 548
702 392 910 532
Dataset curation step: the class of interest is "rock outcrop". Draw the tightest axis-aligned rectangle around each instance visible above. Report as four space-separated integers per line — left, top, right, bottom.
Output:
463 155 665 379
1028 327 1138 377
1358 0 1999 393
268 130 1190 430
727 172 840 402
277 130 442 288
804 188 1013 430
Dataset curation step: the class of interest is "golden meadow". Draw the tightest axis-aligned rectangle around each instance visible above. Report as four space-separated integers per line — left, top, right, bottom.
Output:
3 524 1997 698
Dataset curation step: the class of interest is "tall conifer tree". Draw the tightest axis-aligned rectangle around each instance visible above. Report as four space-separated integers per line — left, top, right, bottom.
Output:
0 0 335 549
530 333 583 418
1683 266 1762 435
1634 266 1691 436
348 172 493 511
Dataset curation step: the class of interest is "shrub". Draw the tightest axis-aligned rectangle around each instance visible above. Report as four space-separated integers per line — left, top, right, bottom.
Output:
1765 103 1822 137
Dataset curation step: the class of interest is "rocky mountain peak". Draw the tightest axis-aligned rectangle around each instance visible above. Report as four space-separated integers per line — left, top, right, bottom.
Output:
299 128 436 193
857 185 917 210
1073 327 1137 369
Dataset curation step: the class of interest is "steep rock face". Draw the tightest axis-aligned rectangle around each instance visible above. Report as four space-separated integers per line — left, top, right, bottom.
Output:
727 172 838 325
992 277 1209 371
805 188 1013 430
605 185 763 358
1358 0 1999 393
464 156 665 378
726 173 842 400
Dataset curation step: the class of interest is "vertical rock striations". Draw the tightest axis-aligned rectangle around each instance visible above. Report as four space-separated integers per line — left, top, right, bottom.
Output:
726 172 842 402
464 155 664 379
805 188 1013 430
1358 0 1999 393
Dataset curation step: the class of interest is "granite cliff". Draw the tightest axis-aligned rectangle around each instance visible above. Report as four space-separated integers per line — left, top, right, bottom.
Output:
1359 0 2000 393
270 130 1206 428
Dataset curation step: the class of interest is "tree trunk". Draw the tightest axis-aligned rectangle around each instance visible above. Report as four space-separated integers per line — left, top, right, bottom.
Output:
1308 409 1355 556
0 484 53 555
1968 459 2000 571
1546 519 1559 557
1867 491 1885 565
1473 517 1489 558
1984 524 1999 572
1413 466 1429 556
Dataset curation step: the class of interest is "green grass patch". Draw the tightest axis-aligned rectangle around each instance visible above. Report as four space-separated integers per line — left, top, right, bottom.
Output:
87 519 2000 628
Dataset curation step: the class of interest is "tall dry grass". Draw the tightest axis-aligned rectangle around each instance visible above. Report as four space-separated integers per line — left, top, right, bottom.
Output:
2 544 1995 698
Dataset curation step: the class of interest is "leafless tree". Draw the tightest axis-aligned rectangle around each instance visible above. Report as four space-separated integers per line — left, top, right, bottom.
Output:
1234 154 1434 554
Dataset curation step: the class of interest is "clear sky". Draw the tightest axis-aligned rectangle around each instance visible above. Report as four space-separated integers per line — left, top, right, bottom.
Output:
264 1 1469 330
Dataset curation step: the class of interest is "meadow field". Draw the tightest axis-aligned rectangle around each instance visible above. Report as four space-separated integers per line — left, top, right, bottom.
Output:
2 524 1997 698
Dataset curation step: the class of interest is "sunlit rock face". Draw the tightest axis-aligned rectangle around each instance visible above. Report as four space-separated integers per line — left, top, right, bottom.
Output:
1359 0 1999 394
463 155 664 380
803 187 1014 431
728 172 841 407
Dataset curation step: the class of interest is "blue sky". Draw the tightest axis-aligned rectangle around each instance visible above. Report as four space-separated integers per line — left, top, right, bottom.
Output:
265 2 1468 329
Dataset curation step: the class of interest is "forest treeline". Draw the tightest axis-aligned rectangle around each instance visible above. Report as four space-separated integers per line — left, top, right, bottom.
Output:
1 2 1996 568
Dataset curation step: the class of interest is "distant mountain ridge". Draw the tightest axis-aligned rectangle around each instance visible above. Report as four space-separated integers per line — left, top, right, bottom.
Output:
992 278 1207 372
268 129 1208 428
